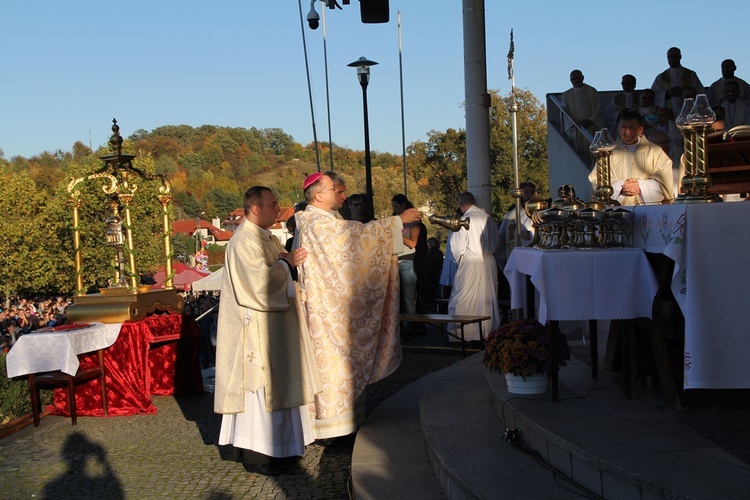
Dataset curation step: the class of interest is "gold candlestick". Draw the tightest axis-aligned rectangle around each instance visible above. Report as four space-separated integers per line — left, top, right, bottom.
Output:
682 95 722 203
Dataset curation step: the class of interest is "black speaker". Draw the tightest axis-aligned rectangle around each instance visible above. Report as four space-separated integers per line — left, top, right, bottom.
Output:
360 0 389 23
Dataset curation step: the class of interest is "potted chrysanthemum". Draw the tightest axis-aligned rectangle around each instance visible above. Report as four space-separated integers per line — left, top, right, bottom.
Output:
483 318 571 394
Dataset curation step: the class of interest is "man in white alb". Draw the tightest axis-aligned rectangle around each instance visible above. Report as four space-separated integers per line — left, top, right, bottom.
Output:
214 186 320 475
447 191 500 341
651 47 704 118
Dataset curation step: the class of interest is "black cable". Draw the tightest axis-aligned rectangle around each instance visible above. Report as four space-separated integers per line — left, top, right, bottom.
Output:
497 392 611 500
502 425 603 499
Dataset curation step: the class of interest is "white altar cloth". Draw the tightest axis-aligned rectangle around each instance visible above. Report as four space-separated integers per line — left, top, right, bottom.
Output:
633 202 750 389
504 247 658 324
6 322 121 378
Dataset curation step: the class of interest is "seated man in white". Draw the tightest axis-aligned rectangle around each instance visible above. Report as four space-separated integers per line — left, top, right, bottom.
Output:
718 80 750 130
708 59 750 107
604 74 640 135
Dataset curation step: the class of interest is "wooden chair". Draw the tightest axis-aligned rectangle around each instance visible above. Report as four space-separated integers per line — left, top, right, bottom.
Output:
28 349 108 427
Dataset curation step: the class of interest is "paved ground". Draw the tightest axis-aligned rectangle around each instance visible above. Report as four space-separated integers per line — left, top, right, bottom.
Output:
4 330 750 499
0 342 464 500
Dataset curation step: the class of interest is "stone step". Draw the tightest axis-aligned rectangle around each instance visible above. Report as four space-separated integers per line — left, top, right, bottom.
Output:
353 353 750 499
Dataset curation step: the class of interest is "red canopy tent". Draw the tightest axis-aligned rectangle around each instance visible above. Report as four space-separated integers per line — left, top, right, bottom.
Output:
152 263 210 290
172 268 213 291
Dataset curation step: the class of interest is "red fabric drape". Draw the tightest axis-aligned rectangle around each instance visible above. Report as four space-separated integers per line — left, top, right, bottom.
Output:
52 314 204 417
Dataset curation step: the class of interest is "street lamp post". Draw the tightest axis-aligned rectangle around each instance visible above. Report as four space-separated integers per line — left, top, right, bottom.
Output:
194 211 205 256
194 217 201 255
348 56 378 217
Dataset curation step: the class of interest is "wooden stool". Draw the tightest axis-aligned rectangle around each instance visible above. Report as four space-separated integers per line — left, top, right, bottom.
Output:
28 349 108 427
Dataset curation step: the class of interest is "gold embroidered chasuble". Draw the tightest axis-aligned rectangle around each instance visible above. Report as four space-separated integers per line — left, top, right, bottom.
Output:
588 136 674 205
214 220 320 415
296 207 403 419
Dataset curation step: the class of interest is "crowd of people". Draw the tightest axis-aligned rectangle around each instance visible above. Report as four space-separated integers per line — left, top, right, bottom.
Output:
565 48 750 205
1 296 71 351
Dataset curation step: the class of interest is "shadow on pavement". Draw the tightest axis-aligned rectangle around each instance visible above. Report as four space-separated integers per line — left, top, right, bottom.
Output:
43 431 124 499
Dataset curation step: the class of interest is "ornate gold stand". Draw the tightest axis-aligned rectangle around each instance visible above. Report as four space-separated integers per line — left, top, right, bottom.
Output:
66 119 184 323
66 288 184 324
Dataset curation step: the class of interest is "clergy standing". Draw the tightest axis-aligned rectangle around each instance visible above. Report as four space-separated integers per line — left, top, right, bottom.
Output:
214 186 320 475
295 171 422 439
561 69 602 138
651 47 704 118
447 191 501 341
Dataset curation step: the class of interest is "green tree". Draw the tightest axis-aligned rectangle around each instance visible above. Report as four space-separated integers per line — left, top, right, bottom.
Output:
261 128 295 155
407 88 548 222
488 88 549 218
204 187 243 219
0 167 68 296
407 128 467 216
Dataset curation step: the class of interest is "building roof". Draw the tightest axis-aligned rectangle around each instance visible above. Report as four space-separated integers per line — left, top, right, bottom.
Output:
172 219 234 242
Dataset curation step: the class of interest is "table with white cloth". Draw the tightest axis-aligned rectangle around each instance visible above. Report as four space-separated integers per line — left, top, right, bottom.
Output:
6 323 120 378
6 314 203 418
504 247 659 400
632 201 750 392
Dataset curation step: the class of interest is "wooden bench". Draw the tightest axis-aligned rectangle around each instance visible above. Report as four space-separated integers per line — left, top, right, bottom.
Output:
399 314 491 357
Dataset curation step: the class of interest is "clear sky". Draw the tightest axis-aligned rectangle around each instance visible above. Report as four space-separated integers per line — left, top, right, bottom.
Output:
2 0 748 160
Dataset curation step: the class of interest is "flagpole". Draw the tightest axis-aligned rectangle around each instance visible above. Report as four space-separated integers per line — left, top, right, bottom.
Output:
398 11 407 196
322 6 335 171
508 29 522 246
298 0 320 171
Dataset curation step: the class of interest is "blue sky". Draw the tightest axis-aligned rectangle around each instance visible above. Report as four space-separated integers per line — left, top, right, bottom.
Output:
2 0 748 160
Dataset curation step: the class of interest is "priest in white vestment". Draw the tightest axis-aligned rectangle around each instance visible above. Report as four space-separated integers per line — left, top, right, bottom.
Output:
447 191 500 341
215 186 321 474
588 110 674 205
650 47 704 117
561 69 602 150
295 172 423 439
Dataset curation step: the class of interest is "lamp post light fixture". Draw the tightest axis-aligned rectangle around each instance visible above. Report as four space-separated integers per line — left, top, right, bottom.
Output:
348 56 378 217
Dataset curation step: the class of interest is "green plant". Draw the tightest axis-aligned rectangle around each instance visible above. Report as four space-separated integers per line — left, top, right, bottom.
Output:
483 318 570 380
0 353 53 424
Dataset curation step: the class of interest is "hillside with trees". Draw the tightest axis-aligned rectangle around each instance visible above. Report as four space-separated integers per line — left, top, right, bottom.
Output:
0 89 547 296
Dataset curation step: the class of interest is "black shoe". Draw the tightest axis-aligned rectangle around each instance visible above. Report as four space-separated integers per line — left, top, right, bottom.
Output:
243 456 302 476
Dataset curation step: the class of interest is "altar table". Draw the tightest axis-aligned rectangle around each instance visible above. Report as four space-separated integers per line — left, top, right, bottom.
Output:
6 323 120 378
504 247 659 399
7 314 203 417
633 201 750 389
504 247 658 324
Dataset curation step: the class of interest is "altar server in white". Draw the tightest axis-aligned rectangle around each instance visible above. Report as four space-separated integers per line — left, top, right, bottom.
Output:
447 191 500 341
